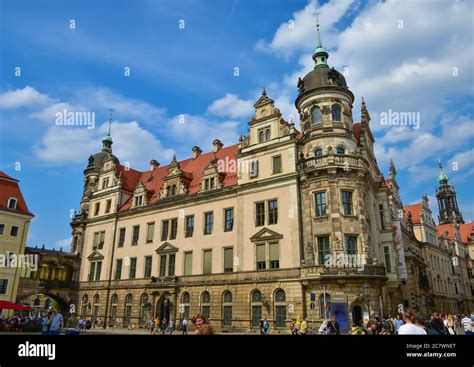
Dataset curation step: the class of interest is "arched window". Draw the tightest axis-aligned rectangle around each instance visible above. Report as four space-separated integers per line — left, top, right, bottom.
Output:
265 129 271 141
7 197 17 210
34 297 40 307
81 294 88 318
201 291 211 321
336 146 345 154
319 293 331 319
259 130 265 143
124 293 133 327
250 290 262 327
93 294 100 319
331 104 341 122
314 148 323 157
274 289 286 327
222 291 233 326
45 298 51 311
110 294 118 323
181 292 190 318
311 106 322 124
140 293 149 325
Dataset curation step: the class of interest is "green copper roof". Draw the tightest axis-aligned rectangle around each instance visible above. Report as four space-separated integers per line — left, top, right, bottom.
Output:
438 160 449 184
312 19 329 69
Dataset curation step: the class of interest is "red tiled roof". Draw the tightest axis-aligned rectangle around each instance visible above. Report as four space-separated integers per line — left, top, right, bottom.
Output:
0 171 33 216
437 222 474 244
352 122 361 144
404 203 422 224
119 144 239 211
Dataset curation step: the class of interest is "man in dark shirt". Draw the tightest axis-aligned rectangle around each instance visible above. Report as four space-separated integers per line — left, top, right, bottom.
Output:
328 315 340 335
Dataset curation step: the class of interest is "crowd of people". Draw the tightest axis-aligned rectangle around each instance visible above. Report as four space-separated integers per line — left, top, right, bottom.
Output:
349 311 474 335
146 314 214 335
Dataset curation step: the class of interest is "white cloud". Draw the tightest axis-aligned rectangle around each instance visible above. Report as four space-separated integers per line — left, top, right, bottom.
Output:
33 121 175 169
0 86 51 109
53 237 72 252
207 93 253 119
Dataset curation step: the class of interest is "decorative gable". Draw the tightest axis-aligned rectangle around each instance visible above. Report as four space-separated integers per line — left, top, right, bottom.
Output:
87 250 105 261
159 155 189 198
199 160 223 192
155 242 179 254
132 182 149 207
250 227 284 243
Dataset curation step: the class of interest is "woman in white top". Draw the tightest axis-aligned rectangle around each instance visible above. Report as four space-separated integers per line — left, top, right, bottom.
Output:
398 310 427 335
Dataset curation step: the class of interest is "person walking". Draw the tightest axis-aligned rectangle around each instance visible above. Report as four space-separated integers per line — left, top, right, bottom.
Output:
398 310 426 335
300 318 308 335
48 309 64 336
327 316 340 335
263 318 270 335
181 316 189 335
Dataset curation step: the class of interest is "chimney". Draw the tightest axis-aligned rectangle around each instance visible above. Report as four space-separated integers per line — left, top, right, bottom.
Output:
192 146 202 159
149 159 160 171
212 139 223 153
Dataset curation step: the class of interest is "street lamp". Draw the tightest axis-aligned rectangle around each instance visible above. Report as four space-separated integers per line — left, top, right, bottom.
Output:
362 282 371 320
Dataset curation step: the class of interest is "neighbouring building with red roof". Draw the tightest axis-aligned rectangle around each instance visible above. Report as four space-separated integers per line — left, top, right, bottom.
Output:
0 171 34 317
68 23 472 332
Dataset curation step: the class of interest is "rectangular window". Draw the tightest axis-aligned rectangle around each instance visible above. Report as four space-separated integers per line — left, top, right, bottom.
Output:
256 244 266 270
384 246 391 272
132 225 140 246
315 192 327 217
204 212 213 235
318 236 331 265
344 235 358 255
379 204 386 230
105 199 112 214
201 306 210 321
184 252 193 276
224 208 234 232
115 259 122 280
224 248 233 273
129 258 137 279
94 202 100 216
250 160 259 178
269 242 279 269
10 225 19 237
144 256 152 278
93 232 100 250
168 254 175 276
255 202 265 227
204 179 210 191
185 215 194 238
223 306 232 326
102 178 109 189
159 255 167 277
275 306 286 327
161 220 169 241
88 262 96 281
118 228 126 247
268 199 278 225
98 231 105 249
146 222 155 243
0 224 4 235
95 261 102 281
0 279 8 294
203 250 212 275
210 177 215 189
272 155 282 174
341 191 353 216
134 196 143 207
170 218 178 240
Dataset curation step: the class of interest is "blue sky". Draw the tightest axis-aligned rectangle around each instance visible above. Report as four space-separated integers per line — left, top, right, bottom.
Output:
1 0 473 250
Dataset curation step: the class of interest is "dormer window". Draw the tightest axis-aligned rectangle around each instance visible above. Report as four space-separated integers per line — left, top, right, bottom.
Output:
311 106 322 124
331 104 342 122
7 198 17 210
102 178 110 189
258 126 271 143
134 195 144 207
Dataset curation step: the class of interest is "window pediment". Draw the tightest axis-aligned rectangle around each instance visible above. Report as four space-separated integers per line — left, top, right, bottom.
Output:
250 227 283 243
87 250 104 261
156 242 179 254
199 162 223 192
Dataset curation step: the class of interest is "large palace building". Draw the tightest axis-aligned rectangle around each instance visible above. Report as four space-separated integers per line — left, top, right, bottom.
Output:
70 24 473 332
